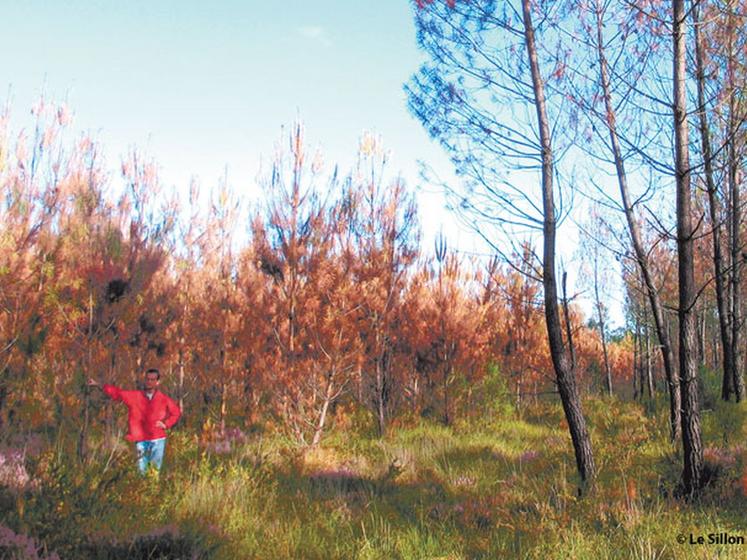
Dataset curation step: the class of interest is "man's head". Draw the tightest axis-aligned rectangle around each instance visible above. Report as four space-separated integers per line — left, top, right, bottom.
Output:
144 368 160 392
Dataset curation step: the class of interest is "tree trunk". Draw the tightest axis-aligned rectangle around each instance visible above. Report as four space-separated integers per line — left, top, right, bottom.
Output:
673 0 703 496
523 0 595 485
443 365 451 426
694 3 735 402
562 271 576 370
594 0 680 438
729 116 745 402
220 348 227 435
645 318 655 399
178 345 185 412
78 290 95 464
633 313 640 400
698 311 706 367
376 350 387 436
243 376 256 425
106 351 116 437
593 266 612 396
311 373 335 447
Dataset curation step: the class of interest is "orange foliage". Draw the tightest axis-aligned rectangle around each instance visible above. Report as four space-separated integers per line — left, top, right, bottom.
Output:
0 105 635 444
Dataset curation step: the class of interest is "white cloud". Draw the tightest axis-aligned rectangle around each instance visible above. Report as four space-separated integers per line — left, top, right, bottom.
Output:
297 25 332 47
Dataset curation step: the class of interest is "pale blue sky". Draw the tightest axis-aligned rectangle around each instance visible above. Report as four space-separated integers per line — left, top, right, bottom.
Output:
0 0 625 324
1 0 480 250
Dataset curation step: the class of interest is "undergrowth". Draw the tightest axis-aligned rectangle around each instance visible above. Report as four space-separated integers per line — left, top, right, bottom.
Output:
1 394 745 559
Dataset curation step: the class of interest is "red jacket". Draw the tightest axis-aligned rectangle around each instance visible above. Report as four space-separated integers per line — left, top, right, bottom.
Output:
103 385 181 442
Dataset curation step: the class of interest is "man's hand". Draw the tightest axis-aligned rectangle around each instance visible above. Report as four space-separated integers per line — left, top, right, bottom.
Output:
87 378 100 388
155 421 167 430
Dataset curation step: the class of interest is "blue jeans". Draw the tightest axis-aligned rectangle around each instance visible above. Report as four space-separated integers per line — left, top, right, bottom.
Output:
135 438 166 474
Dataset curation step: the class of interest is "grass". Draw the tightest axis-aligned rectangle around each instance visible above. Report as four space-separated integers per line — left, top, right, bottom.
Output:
1 395 746 559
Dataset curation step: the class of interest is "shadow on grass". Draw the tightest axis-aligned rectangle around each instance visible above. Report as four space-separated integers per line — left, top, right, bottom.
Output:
78 525 220 560
277 443 547 533
276 462 450 508
437 444 512 469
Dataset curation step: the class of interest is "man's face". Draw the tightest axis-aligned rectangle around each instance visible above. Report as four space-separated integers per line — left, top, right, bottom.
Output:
144 372 160 391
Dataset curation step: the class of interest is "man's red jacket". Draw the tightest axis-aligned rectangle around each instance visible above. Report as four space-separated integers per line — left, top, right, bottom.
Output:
103 385 181 442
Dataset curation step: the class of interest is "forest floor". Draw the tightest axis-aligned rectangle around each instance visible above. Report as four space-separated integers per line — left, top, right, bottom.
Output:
1 391 746 559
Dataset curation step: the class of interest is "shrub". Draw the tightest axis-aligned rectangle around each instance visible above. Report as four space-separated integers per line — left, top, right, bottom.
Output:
0 525 60 560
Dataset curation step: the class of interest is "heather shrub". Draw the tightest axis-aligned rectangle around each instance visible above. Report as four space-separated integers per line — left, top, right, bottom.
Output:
0 525 59 560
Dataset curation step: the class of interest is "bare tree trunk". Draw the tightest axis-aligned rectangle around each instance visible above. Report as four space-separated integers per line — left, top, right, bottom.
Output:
357 365 363 403
594 0 680 438
312 373 335 447
562 271 576 370
729 119 745 402
593 265 612 396
78 289 95 464
523 0 595 485
220 382 227 435
516 377 522 407
443 365 452 426
673 0 703 496
178 345 185 412
219 349 227 435
645 318 655 399
723 7 746 402
633 313 640 400
106 351 116 437
698 311 706 367
375 342 387 436
714 331 720 371
243 375 255 425
694 4 735 402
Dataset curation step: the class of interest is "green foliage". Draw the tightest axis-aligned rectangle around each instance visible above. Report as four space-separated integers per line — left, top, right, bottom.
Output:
703 399 747 446
700 365 723 410
6 449 126 556
461 363 515 425
2 398 746 559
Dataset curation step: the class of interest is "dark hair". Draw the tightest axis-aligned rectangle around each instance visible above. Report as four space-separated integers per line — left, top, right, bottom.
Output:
145 368 161 380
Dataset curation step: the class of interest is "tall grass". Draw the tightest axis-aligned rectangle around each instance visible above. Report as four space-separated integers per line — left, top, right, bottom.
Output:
1 393 745 559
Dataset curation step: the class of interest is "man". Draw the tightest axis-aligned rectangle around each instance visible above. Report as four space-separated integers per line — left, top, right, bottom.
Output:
88 368 181 475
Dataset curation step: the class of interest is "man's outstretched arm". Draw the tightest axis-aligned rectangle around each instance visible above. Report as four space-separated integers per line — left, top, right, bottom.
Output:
87 378 123 401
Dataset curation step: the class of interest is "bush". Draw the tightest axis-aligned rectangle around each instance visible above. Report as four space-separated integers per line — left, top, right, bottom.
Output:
5 444 136 557
461 363 515 426
0 525 59 560
703 399 747 446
